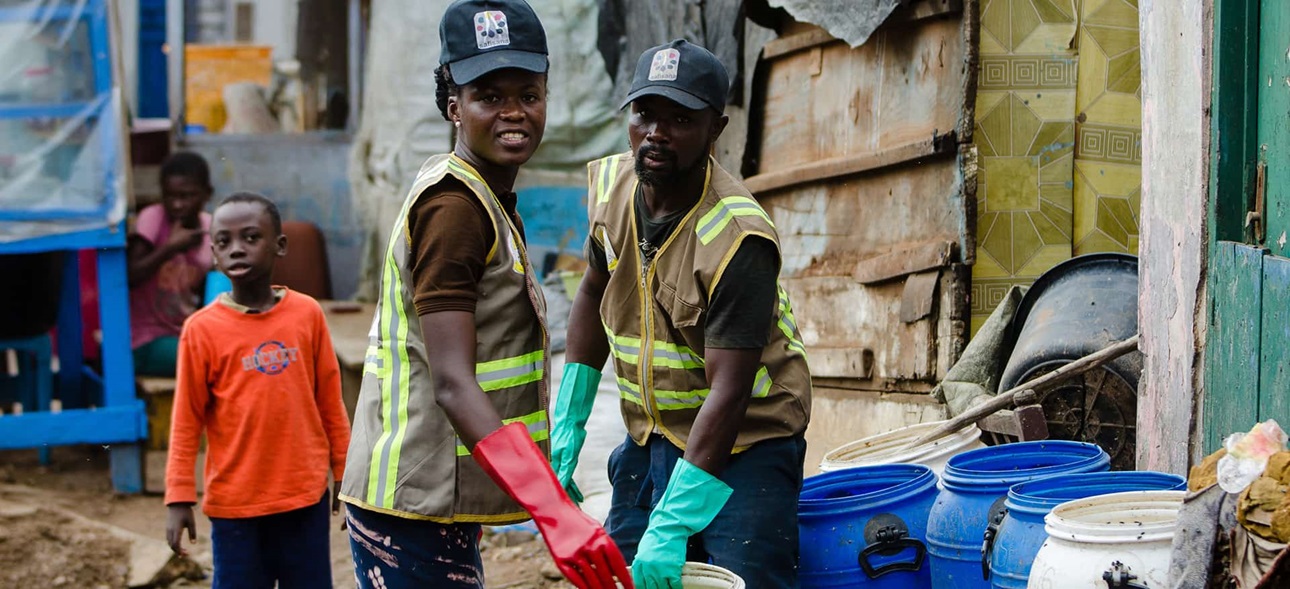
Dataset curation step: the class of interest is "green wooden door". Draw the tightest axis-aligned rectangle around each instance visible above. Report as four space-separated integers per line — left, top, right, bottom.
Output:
1204 0 1290 453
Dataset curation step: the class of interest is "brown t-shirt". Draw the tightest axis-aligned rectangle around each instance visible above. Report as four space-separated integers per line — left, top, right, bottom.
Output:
407 177 525 316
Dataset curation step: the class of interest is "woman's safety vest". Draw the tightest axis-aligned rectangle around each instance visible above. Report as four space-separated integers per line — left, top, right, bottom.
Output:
341 154 548 524
587 153 811 451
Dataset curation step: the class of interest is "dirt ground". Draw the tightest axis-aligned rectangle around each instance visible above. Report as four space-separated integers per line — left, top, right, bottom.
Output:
0 446 575 589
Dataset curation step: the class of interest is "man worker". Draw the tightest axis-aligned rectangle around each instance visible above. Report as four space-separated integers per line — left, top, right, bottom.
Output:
550 39 813 588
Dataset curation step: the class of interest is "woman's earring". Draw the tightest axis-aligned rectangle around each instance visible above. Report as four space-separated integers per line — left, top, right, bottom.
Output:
454 120 461 128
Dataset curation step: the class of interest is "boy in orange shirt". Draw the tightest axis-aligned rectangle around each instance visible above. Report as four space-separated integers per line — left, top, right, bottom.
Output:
164 192 351 588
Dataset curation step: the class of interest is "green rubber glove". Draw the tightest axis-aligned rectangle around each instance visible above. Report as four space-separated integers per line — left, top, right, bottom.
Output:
631 459 733 589
550 362 601 503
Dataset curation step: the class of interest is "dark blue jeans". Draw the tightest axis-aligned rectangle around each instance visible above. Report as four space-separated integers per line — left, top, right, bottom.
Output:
605 433 808 588
346 504 484 588
209 492 332 589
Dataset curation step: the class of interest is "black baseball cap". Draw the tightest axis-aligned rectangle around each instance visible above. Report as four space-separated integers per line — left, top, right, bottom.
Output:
621 39 729 113
439 0 548 85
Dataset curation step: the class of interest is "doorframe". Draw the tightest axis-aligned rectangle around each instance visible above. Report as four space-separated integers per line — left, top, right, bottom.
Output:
1203 0 1261 453
1208 0 1259 246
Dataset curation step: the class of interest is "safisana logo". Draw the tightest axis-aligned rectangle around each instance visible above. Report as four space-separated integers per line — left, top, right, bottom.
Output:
474 11 510 50
242 340 300 375
649 48 680 81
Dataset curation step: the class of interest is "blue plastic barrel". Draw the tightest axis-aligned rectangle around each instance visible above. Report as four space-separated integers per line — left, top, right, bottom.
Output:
204 270 232 305
926 441 1110 589
799 464 939 588
987 471 1185 589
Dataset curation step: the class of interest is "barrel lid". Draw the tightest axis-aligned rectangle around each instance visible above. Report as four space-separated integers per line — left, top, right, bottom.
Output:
941 441 1110 492
799 463 938 517
1005 471 1186 516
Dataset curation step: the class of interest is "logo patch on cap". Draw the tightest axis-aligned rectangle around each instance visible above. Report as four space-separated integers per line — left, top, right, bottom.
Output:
474 11 510 49
648 48 680 81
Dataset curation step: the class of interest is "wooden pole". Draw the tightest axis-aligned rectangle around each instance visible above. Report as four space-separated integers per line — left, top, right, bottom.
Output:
905 334 1142 449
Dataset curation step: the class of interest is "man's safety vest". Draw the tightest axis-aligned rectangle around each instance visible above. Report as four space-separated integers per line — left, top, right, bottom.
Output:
341 154 548 524
586 152 811 451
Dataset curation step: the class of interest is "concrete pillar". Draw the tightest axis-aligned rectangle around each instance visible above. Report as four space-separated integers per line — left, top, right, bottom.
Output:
1136 0 1212 474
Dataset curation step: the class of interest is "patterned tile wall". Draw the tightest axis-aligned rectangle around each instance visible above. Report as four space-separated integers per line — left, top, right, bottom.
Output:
1073 0 1142 255
970 0 1142 333
972 0 1079 333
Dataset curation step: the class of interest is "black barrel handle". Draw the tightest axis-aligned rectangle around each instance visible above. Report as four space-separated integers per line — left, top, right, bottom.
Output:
1103 561 1149 589
981 497 1009 581
858 513 927 579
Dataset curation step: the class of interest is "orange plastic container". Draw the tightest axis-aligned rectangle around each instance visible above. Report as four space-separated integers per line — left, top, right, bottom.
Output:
183 44 272 132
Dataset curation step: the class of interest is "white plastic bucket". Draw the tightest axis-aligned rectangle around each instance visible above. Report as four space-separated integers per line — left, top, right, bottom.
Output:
682 562 746 588
1026 490 1184 589
819 420 986 476
616 563 744 588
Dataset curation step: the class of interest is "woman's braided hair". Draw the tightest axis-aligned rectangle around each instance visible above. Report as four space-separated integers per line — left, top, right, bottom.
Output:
434 64 457 121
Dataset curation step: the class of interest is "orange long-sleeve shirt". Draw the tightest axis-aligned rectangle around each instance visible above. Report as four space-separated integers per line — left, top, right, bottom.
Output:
165 288 351 518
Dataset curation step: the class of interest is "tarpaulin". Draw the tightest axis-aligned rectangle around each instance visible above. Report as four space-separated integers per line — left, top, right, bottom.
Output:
597 0 745 104
0 0 129 244
766 0 904 48
931 285 1027 416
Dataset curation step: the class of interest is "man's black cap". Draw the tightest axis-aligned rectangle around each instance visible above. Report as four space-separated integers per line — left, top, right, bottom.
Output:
439 0 548 85
621 39 729 112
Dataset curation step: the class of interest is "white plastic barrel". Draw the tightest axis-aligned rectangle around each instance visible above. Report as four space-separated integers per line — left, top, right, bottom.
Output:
819 420 987 476
1026 490 1183 589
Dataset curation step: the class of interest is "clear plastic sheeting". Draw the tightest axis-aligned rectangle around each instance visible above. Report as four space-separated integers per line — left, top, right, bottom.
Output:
0 0 128 243
767 0 903 48
348 0 453 301
529 0 625 174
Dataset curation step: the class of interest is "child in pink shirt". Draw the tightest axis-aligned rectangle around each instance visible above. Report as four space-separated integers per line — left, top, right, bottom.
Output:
127 152 214 376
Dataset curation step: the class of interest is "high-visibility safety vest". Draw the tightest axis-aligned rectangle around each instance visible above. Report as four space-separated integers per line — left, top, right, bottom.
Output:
587 153 811 451
340 154 549 524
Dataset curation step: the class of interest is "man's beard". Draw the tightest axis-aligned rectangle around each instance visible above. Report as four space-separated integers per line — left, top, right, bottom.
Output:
635 144 701 187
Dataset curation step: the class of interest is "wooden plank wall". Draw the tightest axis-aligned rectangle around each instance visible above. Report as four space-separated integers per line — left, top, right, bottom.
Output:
1260 256 1290 425
1202 245 1290 454
1203 242 1264 453
749 6 977 392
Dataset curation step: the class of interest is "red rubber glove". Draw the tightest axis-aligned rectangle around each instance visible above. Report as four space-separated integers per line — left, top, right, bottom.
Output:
473 422 634 589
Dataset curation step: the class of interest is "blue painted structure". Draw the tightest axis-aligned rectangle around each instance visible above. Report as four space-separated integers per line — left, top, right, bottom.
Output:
799 464 939 589
987 471 1186 589
0 0 147 493
515 185 589 275
925 441 1110 589
137 0 169 118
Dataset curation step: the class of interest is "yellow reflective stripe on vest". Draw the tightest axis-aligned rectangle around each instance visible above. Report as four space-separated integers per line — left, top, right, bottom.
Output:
776 286 808 356
653 387 709 409
449 159 525 274
596 156 620 204
752 365 773 398
607 331 704 370
476 350 545 392
608 334 641 365
455 410 549 456
365 160 448 508
618 376 707 409
695 196 774 245
616 376 645 406
652 339 704 369
368 246 414 508
363 342 381 376
447 159 485 186
620 365 771 408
